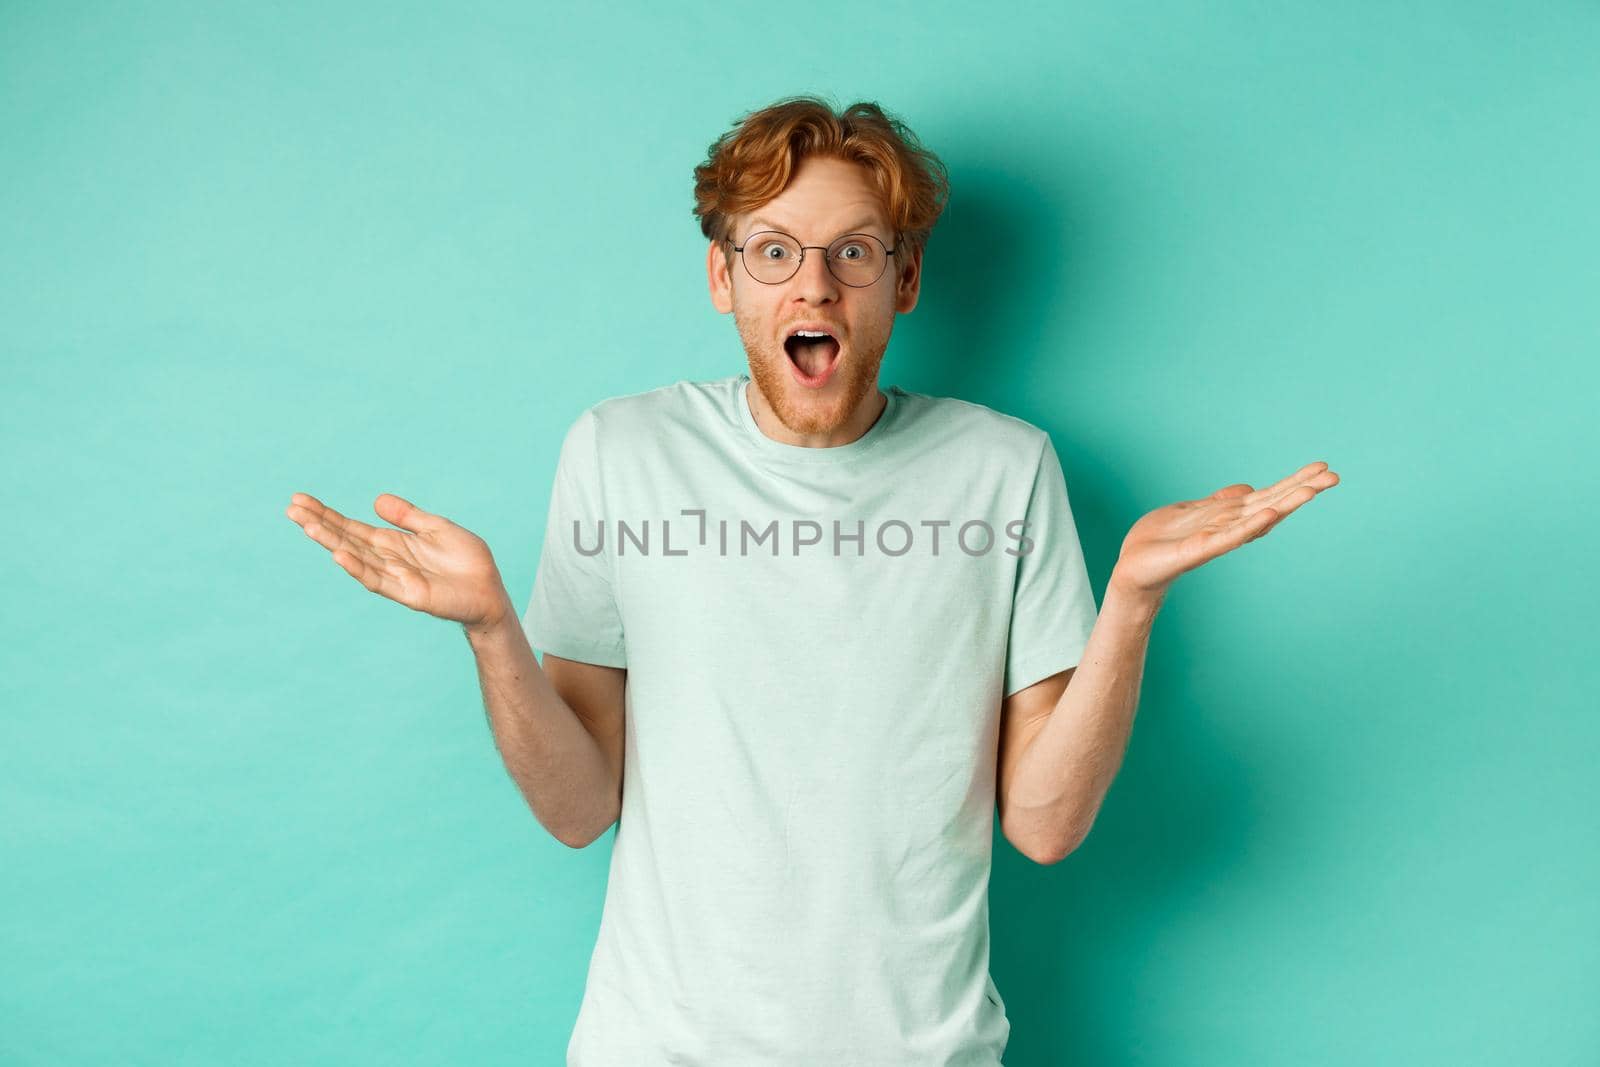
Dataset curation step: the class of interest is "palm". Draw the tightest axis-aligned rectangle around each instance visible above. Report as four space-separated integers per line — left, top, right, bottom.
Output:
1114 461 1340 596
284 491 510 628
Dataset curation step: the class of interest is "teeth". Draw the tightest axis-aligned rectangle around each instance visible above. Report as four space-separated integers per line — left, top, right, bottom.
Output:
794 330 830 338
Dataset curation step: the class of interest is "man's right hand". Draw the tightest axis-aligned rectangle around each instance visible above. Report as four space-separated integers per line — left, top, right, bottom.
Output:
285 491 513 633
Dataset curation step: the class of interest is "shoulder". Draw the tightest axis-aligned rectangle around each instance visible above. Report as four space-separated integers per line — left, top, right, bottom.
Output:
566 374 745 460
573 375 741 452
890 387 1052 468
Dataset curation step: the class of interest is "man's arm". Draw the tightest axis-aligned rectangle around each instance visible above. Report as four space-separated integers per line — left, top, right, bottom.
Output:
996 459 1340 864
997 583 1161 865
465 602 627 849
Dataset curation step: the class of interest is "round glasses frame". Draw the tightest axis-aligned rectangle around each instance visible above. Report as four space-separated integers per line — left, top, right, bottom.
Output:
725 230 899 287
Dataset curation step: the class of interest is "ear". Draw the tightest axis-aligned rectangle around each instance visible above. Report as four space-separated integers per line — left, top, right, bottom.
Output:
894 239 923 315
708 238 734 314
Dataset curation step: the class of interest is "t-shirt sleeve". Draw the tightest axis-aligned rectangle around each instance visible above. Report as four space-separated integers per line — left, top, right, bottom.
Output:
521 408 627 669
1002 433 1099 698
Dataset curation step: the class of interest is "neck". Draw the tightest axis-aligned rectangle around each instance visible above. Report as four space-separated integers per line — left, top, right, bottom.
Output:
745 378 887 448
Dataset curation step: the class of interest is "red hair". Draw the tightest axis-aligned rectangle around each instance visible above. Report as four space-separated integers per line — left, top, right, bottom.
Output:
692 95 951 266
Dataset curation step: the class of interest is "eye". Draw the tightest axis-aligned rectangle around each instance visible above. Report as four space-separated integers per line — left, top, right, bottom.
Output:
836 243 866 260
749 235 796 260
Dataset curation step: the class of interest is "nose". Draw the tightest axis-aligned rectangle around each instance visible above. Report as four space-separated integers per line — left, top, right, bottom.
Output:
791 247 841 302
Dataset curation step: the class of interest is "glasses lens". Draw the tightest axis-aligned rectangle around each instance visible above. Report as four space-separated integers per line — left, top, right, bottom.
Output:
742 231 803 283
826 233 887 287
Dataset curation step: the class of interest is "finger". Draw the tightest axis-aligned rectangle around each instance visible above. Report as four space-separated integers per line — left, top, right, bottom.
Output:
1247 461 1328 503
1240 506 1280 543
297 505 392 571
297 510 389 573
1232 504 1283 545
1255 467 1339 509
287 493 387 550
1252 485 1319 528
374 493 448 535
285 491 337 529
289 494 413 601
1209 483 1254 501
327 541 406 601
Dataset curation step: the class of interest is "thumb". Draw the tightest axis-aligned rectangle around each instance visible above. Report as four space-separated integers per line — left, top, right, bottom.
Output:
374 492 446 534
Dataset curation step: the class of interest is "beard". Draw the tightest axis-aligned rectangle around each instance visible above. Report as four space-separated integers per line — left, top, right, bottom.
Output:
732 303 892 439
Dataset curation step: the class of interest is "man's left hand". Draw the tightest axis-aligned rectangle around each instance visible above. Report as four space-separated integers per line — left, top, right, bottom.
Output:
1108 460 1341 602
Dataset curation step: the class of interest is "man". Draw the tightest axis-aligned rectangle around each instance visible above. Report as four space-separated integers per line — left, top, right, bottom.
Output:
285 96 1338 1065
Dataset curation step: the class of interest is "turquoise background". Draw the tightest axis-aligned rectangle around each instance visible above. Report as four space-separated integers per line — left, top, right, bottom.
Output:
4 2 1596 1064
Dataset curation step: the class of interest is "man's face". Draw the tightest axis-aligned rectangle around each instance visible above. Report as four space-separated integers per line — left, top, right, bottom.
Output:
708 155 922 444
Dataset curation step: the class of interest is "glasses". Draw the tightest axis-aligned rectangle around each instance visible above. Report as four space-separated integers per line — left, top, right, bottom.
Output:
726 229 898 287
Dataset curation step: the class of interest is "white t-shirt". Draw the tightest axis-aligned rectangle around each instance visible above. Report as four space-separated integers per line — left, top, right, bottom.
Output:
523 372 1099 1065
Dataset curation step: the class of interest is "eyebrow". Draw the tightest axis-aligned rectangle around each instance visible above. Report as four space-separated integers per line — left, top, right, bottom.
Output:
746 215 887 238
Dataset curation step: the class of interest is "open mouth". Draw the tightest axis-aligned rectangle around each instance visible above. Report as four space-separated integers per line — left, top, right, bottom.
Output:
783 326 842 383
